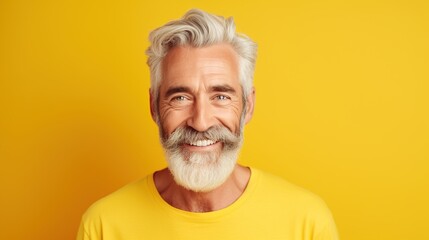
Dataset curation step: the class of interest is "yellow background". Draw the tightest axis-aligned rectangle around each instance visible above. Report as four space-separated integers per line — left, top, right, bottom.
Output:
1 0 428 239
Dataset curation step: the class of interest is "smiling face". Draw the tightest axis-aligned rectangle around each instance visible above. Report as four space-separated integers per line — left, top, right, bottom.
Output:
151 43 255 192
158 43 246 139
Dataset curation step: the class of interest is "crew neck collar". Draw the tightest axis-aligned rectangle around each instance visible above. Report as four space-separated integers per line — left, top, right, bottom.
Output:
147 167 260 221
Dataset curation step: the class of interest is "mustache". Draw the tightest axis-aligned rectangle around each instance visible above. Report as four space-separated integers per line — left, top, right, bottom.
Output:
162 126 241 151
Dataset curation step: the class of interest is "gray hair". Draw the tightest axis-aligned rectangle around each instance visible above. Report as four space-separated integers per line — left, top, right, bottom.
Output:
146 9 257 107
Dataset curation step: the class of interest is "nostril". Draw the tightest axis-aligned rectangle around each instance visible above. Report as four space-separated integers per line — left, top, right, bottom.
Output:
186 116 212 133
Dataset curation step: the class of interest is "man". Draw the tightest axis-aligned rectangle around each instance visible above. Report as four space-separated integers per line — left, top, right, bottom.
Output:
77 9 339 239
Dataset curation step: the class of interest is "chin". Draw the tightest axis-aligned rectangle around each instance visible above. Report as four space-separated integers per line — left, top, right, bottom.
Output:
166 148 239 192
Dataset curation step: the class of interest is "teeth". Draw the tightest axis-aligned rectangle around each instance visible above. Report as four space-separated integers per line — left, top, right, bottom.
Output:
189 140 215 147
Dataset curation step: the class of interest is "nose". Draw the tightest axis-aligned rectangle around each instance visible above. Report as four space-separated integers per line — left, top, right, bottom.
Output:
186 98 216 132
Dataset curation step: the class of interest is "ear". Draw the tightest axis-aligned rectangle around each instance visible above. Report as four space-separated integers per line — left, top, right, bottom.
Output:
244 87 256 124
149 89 157 123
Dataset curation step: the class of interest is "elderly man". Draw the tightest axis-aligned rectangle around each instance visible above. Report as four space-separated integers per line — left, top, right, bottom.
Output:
77 9 339 240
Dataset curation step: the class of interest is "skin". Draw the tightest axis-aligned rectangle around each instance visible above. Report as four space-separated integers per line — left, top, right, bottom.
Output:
150 43 256 212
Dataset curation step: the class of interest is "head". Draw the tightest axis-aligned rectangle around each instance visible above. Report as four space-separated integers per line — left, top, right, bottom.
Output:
146 9 257 192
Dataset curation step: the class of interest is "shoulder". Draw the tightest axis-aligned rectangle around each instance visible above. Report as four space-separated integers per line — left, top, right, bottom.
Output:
247 168 339 239
77 175 155 239
81 175 153 223
252 168 325 203
250 168 337 226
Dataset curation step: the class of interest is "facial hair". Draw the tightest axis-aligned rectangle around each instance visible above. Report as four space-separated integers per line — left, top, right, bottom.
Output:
161 125 243 192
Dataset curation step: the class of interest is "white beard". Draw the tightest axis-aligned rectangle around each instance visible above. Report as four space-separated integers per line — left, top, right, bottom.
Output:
165 141 241 192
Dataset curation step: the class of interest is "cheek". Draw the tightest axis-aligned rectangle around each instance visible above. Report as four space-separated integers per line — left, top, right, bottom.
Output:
215 103 243 133
159 108 188 136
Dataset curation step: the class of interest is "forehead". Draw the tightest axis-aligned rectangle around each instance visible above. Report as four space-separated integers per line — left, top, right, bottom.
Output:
160 44 239 88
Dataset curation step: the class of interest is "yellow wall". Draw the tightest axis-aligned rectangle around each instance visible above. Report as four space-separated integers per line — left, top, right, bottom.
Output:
1 0 428 239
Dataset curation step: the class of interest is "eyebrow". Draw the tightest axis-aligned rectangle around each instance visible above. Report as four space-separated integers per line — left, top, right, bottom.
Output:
165 86 192 98
210 84 237 94
164 84 237 98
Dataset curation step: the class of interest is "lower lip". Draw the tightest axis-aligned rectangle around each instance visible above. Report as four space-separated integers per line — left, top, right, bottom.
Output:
183 141 222 152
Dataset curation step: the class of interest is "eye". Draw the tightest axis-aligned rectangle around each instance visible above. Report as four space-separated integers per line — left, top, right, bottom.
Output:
169 95 192 107
215 95 230 101
173 96 186 101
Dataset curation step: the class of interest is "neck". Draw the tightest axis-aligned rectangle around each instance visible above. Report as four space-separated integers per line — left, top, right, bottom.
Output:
154 165 251 212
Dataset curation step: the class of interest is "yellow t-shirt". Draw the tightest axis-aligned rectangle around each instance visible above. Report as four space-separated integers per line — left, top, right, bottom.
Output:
77 168 339 240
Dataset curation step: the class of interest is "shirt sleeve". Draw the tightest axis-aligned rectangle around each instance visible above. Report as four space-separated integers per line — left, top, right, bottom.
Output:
76 218 91 240
76 210 103 240
314 211 340 240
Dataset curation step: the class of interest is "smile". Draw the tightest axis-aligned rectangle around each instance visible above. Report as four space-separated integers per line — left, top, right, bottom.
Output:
188 140 217 147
